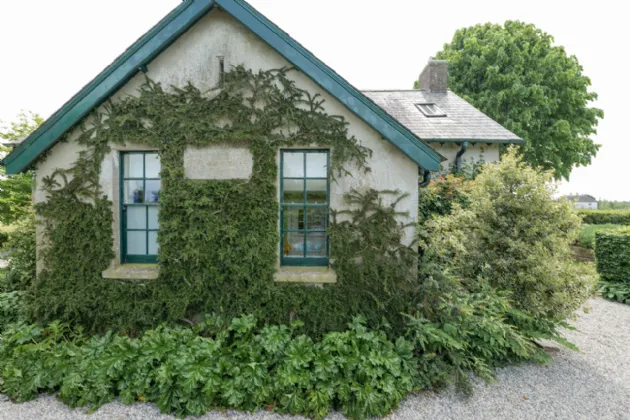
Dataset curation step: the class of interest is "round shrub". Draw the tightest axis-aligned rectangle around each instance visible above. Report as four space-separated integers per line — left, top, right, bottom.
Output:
420 148 595 321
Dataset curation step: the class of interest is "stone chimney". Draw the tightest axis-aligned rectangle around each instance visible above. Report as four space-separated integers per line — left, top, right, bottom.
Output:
417 59 448 93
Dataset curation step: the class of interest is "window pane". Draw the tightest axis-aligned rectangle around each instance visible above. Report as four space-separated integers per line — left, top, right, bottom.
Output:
283 152 304 177
148 206 159 230
306 232 327 257
124 180 144 204
145 153 161 178
306 153 327 178
283 231 305 257
306 207 327 230
148 231 158 255
145 180 161 203
127 231 146 255
283 207 303 230
283 179 304 203
306 179 327 203
126 206 146 229
124 154 144 178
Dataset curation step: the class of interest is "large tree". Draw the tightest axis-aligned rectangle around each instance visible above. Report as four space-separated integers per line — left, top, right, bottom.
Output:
0 111 43 224
434 21 603 179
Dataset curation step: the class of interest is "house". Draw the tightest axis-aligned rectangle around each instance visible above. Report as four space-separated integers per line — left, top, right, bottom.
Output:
564 194 599 210
364 60 522 174
3 0 521 285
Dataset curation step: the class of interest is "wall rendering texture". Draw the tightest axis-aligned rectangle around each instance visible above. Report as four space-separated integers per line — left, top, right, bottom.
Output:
34 8 420 272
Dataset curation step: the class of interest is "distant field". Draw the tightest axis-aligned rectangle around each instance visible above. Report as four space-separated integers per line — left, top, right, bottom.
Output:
578 224 621 249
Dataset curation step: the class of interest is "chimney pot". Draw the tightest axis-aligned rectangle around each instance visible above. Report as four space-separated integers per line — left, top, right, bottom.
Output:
417 59 448 93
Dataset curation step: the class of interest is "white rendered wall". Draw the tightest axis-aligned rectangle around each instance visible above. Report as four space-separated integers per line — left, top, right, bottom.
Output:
35 9 420 271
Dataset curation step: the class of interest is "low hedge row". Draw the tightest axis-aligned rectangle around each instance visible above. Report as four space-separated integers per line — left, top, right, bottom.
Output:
580 209 630 225
595 227 630 283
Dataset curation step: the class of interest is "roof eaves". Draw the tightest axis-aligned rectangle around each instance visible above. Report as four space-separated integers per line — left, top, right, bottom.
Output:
217 0 441 171
423 138 524 144
4 0 217 174
5 0 442 173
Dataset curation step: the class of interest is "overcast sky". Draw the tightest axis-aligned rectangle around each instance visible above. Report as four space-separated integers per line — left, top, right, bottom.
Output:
0 0 626 199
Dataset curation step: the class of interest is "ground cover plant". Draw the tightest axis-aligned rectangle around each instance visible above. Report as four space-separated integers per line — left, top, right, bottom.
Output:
0 316 414 419
598 281 630 305
0 308 563 419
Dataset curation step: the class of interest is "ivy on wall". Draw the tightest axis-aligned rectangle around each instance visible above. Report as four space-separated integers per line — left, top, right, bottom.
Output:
31 66 415 336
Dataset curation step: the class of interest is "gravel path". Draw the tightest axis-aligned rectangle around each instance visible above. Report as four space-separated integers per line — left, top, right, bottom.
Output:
2 297 629 420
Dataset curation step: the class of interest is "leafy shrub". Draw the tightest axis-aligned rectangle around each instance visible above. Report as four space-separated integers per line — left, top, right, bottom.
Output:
419 148 595 321
0 229 9 248
0 316 415 419
2 212 36 292
598 281 630 305
578 224 620 249
595 227 630 284
0 289 26 333
418 174 472 225
579 209 630 225
405 288 557 395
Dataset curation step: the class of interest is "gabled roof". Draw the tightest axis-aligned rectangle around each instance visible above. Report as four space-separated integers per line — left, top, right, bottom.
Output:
564 194 597 203
363 90 523 144
3 0 441 174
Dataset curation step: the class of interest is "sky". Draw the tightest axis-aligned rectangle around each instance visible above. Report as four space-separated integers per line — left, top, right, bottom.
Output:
0 0 626 200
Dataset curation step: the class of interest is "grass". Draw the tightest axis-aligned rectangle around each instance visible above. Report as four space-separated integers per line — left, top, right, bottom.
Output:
578 224 621 250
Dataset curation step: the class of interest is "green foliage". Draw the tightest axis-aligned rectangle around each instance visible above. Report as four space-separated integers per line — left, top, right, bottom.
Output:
0 291 26 333
406 285 575 395
28 66 423 337
598 280 630 305
598 200 630 210
595 227 630 284
420 148 595 321
578 224 620 249
0 110 44 142
579 209 630 225
2 213 36 292
0 316 415 419
418 175 472 225
435 21 604 179
0 111 42 224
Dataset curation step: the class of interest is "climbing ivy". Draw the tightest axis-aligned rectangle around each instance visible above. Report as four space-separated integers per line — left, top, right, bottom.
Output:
30 66 415 336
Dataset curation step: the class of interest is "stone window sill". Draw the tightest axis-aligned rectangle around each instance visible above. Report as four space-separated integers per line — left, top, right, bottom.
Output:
274 267 337 284
102 264 159 280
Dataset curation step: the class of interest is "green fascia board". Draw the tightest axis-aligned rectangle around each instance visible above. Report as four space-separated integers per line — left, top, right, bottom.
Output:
424 138 524 144
5 0 441 173
218 0 440 171
4 0 217 174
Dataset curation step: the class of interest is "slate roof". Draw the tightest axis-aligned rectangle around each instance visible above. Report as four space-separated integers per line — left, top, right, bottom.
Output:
362 90 523 144
564 194 598 203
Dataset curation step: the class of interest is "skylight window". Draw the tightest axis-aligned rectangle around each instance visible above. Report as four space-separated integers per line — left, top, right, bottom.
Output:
416 103 447 117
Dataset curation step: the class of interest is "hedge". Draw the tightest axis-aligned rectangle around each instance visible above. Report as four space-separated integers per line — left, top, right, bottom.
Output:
595 227 630 283
579 210 630 225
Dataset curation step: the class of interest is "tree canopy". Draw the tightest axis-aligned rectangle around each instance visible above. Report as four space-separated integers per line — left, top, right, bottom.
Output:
0 111 43 224
434 21 603 179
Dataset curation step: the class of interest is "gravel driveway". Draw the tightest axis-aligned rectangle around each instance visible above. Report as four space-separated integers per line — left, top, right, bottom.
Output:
2 298 629 420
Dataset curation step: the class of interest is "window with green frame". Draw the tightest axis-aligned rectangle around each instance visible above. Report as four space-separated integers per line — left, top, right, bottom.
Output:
120 152 161 263
280 150 329 267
